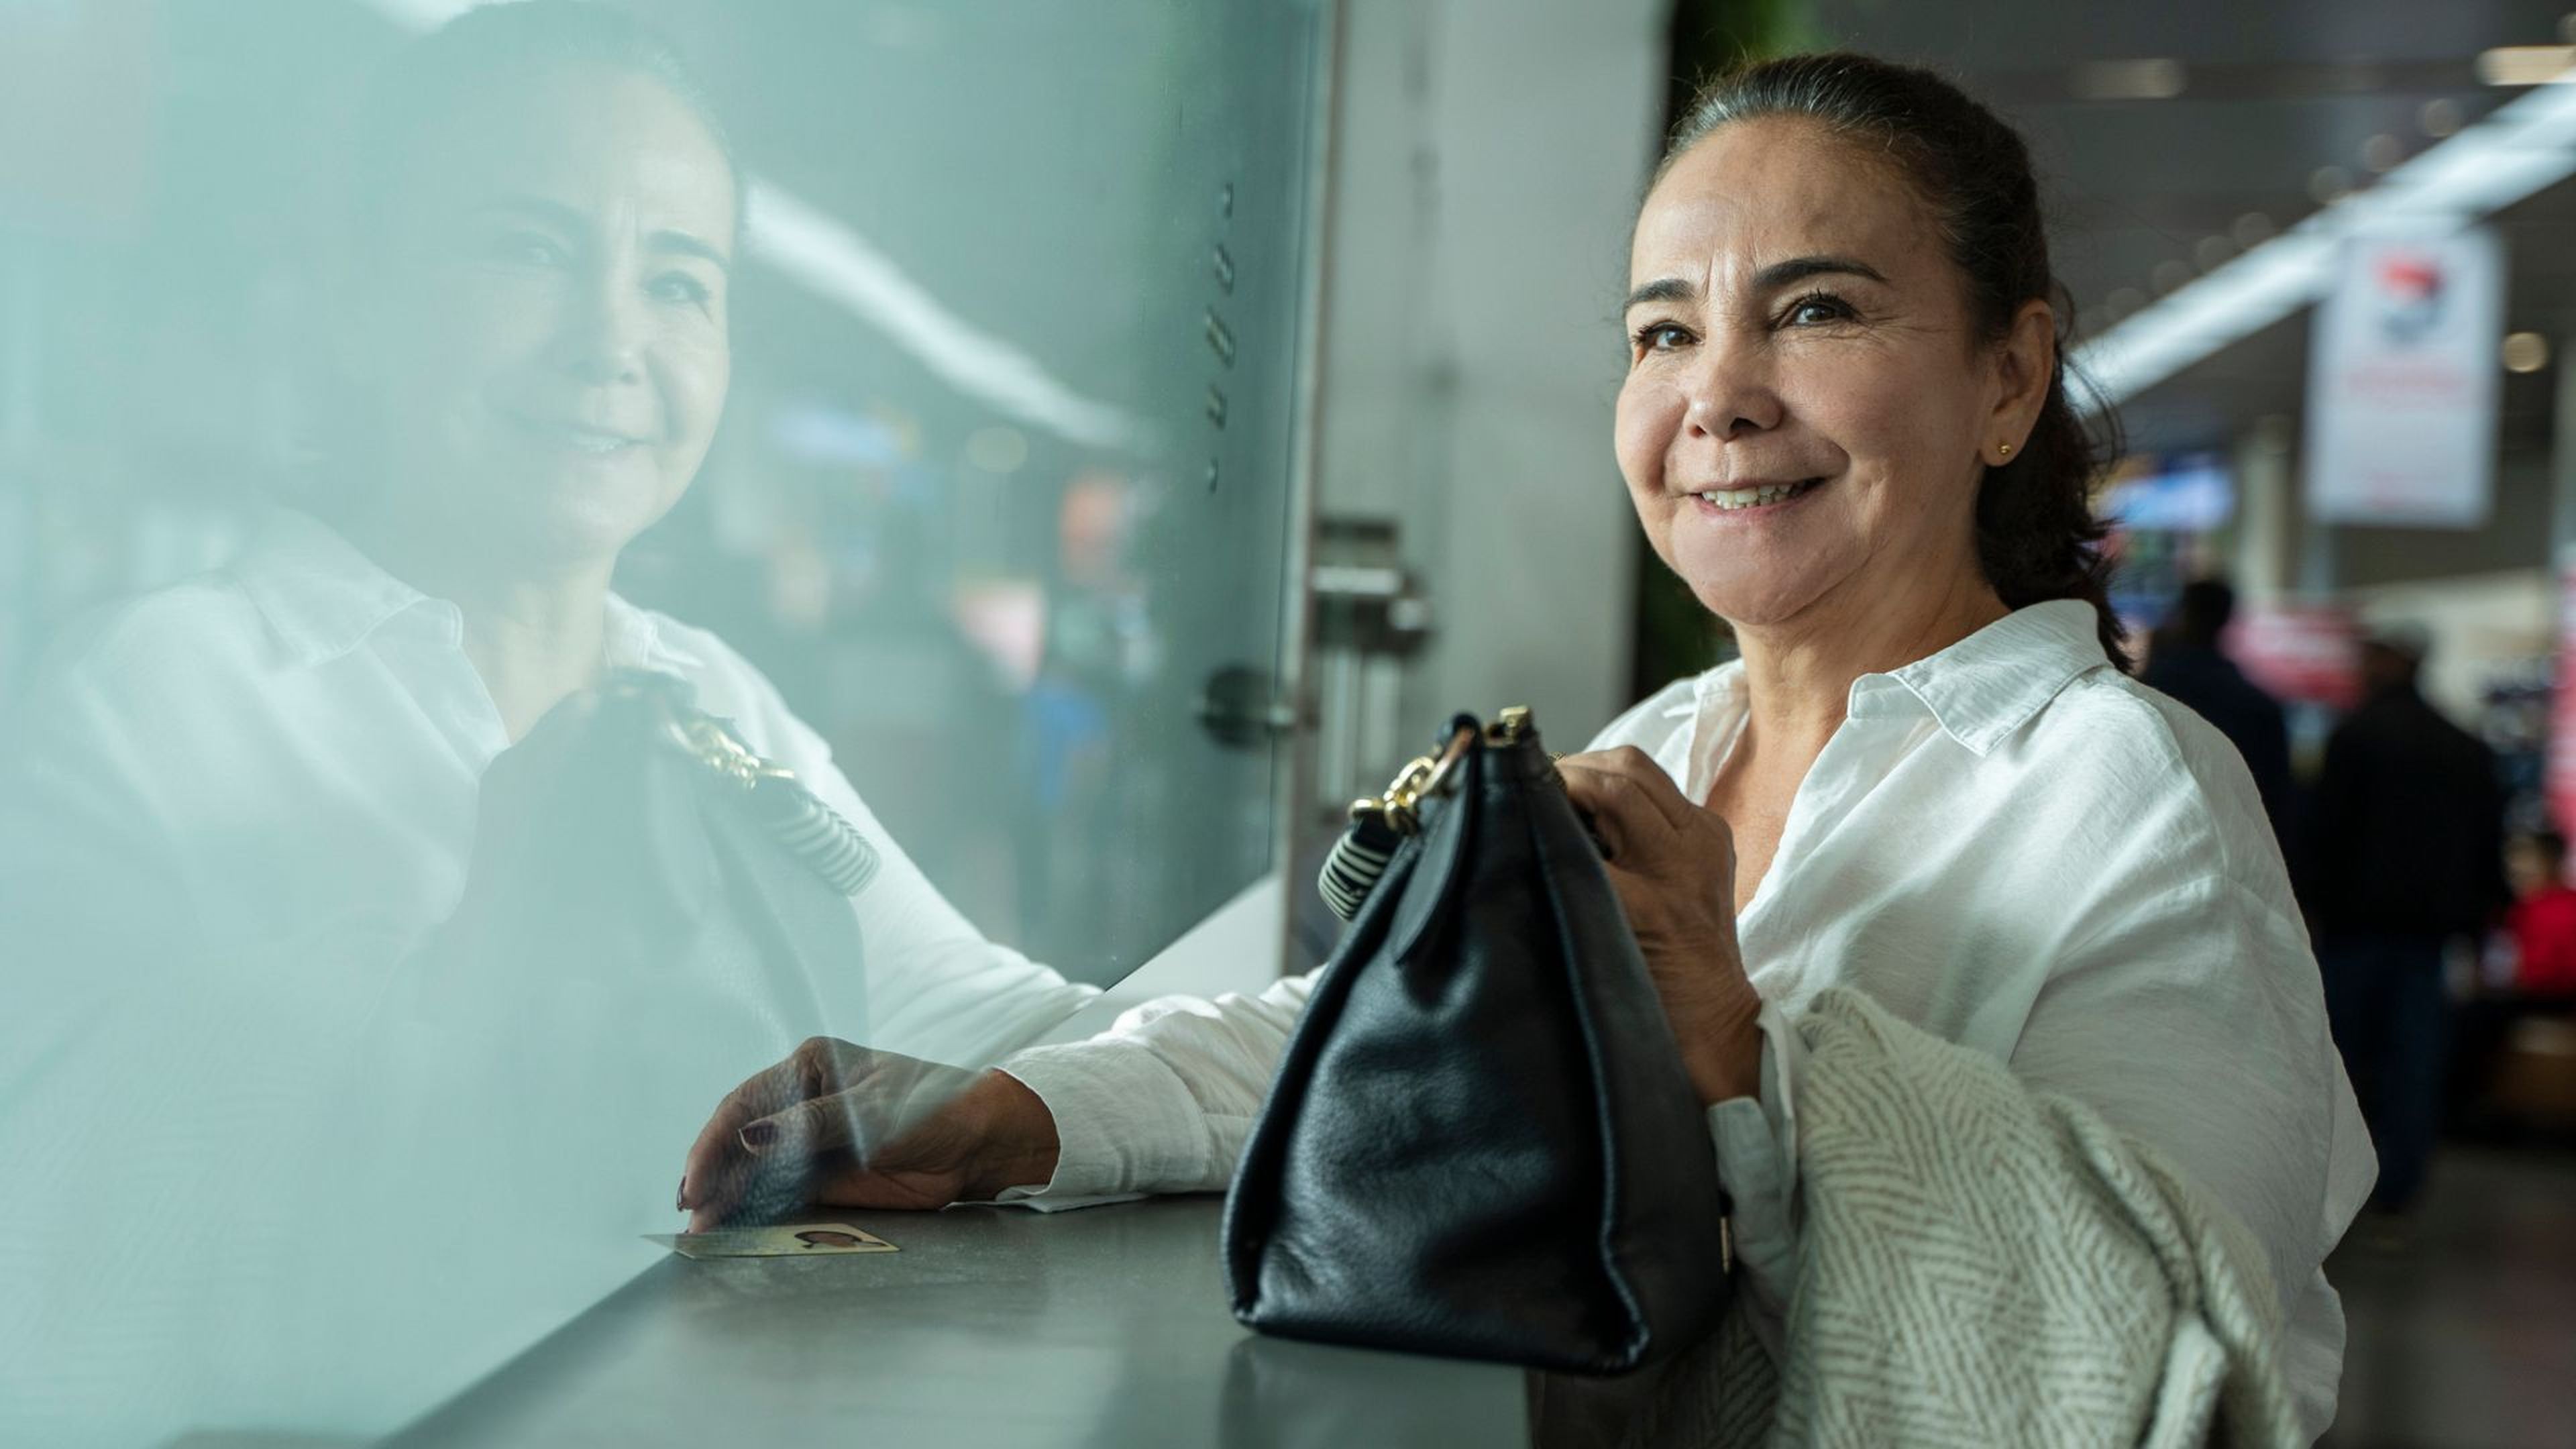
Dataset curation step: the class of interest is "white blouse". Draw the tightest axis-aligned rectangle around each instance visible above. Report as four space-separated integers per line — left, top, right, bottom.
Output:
0 506 1095 1441
1001 599 2373 1442
0 505 1095 1070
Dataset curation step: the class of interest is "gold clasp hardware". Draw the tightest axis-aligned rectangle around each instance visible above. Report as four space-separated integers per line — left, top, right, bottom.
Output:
672 716 794 790
1351 719 1481 835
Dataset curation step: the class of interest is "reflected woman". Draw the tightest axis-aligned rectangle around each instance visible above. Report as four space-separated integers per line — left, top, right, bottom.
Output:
0 3 1085 1439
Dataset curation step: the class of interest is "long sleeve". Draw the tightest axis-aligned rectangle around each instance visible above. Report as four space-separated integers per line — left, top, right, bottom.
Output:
984 694 1693 1201
1984 871 2371 1442
696 649 1102 1069
1702 1004 1809 1366
994 969 1318 1197
798 761 1099 1066
1707 868 2367 1438
1687 988 2305 1449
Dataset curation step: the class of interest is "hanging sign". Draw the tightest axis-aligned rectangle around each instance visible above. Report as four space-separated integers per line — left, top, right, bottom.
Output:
2546 548 2576 837
2229 602 2361 710
2303 228 2503 529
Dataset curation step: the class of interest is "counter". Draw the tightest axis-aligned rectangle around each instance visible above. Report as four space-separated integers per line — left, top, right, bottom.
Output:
385 1197 1529 1447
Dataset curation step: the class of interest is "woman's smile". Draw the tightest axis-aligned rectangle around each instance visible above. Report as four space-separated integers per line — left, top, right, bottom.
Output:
1684 476 1827 516
504 411 655 462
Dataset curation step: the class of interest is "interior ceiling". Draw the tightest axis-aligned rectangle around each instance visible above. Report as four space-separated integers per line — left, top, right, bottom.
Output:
1806 0 2576 456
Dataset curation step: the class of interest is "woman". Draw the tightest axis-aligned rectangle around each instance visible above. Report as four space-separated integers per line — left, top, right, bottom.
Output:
0 5 1087 1440
682 54 2371 1440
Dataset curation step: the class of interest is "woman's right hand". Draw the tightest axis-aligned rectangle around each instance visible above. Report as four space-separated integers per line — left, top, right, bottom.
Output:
676 1038 1063 1230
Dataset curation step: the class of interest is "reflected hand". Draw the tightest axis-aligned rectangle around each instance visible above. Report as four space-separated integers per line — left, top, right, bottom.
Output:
1556 747 1763 1104
677 1039 1062 1230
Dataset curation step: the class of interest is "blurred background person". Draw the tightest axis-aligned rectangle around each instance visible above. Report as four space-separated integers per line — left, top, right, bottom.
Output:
2502 827 2576 996
2308 627 2508 1221
2447 828 2576 1134
2142 575 2294 849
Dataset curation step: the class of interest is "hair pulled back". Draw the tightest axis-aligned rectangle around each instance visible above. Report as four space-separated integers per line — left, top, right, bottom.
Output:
1664 53 2129 669
350 0 739 243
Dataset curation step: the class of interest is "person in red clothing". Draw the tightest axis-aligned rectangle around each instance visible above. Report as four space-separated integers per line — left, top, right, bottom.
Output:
2505 830 2576 994
2449 830 2576 1132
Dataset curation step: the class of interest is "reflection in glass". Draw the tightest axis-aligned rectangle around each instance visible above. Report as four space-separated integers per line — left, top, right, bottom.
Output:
0 1 1318 1440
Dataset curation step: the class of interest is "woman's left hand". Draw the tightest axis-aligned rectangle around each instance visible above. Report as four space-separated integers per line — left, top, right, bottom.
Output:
1556 747 1764 1104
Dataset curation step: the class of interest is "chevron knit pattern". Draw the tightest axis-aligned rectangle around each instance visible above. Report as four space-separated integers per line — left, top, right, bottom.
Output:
1597 987 2301 1449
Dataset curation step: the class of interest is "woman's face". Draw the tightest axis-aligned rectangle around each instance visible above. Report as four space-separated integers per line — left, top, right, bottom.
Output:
354 62 736 568
1614 116 2047 633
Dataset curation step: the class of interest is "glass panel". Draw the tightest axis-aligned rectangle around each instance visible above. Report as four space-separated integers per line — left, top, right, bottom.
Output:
0 0 1325 1440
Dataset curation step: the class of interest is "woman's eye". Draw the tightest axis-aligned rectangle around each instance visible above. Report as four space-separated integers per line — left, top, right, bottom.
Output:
1783 293 1854 327
1631 322 1694 354
649 272 713 308
490 231 568 267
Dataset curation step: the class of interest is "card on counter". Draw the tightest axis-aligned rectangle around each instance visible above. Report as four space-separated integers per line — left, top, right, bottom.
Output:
647 1223 898 1258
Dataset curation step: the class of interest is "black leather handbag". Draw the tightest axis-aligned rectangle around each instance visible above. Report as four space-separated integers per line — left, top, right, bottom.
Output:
1221 708 1732 1375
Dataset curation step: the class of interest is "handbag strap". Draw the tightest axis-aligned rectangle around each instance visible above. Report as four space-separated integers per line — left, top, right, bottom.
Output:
605 669 882 898
1318 710 1543 921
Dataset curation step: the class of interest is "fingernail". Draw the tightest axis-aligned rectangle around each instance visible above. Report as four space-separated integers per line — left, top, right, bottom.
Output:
739 1120 777 1152
676 1177 689 1211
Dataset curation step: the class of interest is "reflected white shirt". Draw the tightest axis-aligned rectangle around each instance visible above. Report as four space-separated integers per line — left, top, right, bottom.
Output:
1002 599 2373 1442
0 506 1095 1442
0 505 1094 1069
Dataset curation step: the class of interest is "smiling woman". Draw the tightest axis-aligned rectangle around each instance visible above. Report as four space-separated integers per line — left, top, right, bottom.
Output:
329 7 742 732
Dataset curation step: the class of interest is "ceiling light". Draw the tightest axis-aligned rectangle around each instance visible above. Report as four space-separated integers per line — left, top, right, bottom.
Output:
2420 98 2464 137
2151 260 2194 295
2308 166 2353 203
2504 331 2551 372
2362 133 2407 171
2231 212 2275 247
2080 76 2576 407
2477 46 2576 86
2194 236 2235 270
351 0 1142 453
2069 58 2187 101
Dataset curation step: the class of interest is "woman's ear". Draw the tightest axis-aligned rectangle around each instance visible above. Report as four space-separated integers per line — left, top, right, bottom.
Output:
1988 298 2056 449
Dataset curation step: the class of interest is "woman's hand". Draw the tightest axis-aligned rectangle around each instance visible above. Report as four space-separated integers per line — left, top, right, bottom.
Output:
1556 747 1764 1105
676 1039 1062 1230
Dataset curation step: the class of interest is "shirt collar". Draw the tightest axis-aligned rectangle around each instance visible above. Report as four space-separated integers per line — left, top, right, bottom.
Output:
604 592 702 673
232 506 447 666
1864 598 2110 755
1665 598 2110 759
234 505 700 674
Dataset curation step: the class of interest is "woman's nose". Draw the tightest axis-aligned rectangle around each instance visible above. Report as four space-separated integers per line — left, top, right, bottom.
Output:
553 274 649 385
1682 342 1782 440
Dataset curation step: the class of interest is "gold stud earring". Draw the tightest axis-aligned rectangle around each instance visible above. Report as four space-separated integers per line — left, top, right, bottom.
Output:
1996 441 2014 460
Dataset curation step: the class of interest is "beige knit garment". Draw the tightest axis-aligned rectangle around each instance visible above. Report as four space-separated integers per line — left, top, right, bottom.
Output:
1539 986 2302 1449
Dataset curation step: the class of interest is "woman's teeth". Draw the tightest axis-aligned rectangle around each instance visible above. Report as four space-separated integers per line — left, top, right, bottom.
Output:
523 419 639 454
558 426 633 454
1695 479 1816 511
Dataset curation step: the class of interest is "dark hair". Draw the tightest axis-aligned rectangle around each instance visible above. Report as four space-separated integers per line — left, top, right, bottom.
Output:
350 1 739 243
1661 53 2130 670
2533 829 2569 867
2172 576 2236 643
